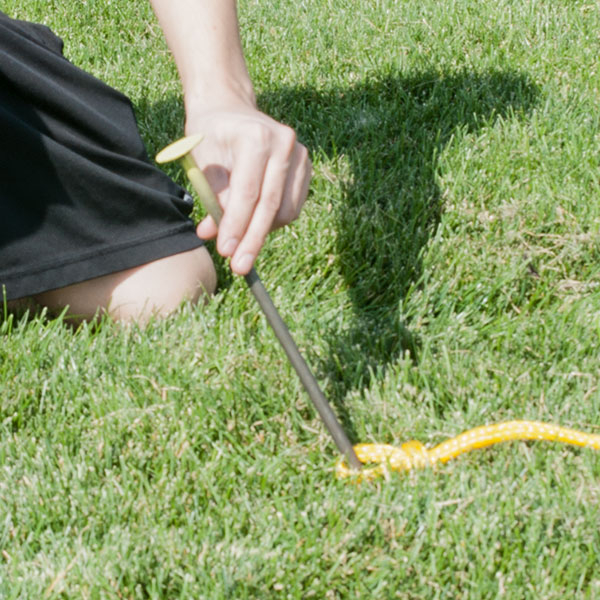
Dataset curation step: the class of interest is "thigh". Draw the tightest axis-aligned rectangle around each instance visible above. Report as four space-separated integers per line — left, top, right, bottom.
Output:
34 246 216 323
1 13 203 303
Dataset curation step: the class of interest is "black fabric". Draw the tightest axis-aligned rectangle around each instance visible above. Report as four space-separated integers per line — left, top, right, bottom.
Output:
0 11 202 300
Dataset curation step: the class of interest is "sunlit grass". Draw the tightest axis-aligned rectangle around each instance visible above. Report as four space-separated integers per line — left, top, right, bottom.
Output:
1 1 600 597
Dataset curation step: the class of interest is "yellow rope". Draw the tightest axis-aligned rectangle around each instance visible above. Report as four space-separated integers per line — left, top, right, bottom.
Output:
336 420 600 482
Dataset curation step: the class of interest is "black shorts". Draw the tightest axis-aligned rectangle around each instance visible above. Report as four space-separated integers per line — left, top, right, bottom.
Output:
0 11 203 301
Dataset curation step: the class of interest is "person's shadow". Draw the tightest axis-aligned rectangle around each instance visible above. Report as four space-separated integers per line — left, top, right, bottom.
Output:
140 68 538 438
256 68 539 434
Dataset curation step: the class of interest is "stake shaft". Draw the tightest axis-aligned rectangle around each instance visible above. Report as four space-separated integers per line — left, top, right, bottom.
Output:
244 268 363 470
177 149 362 470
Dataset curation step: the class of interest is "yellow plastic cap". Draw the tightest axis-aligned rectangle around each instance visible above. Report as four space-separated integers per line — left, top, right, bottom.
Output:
155 134 204 164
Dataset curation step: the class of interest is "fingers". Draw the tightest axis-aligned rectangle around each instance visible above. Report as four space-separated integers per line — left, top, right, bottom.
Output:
195 215 218 240
274 141 311 229
222 128 293 274
222 129 309 276
216 132 271 263
187 110 311 275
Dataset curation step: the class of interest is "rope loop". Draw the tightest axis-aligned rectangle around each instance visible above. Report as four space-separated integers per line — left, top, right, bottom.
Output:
336 421 600 482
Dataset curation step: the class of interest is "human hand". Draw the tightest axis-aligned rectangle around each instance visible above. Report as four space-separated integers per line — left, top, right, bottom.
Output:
185 105 311 275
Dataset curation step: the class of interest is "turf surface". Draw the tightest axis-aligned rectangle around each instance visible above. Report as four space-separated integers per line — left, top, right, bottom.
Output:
1 1 600 597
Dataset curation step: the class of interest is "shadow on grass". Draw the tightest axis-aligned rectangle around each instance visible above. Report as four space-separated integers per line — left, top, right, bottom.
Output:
133 69 538 439
259 68 539 435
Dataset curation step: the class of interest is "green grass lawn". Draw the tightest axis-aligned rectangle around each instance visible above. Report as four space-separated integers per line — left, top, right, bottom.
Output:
2 0 600 597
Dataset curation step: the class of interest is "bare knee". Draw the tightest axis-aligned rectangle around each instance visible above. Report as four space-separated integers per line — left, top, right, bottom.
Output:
107 246 216 322
35 246 217 324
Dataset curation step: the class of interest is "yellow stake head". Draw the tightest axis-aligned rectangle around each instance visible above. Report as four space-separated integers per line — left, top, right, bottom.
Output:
155 134 204 164
156 134 223 225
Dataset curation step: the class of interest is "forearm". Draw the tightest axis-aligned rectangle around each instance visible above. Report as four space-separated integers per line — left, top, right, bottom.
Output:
151 0 311 276
149 0 255 110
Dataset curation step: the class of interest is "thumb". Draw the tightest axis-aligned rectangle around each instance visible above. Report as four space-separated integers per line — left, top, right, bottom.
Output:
196 215 218 240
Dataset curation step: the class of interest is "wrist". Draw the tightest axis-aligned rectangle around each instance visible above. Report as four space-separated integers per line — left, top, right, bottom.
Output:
183 75 256 115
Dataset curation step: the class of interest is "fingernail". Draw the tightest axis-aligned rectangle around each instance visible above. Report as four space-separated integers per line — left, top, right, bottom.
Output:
221 237 238 256
234 253 254 274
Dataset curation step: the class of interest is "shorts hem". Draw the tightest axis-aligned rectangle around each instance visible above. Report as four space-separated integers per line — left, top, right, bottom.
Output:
1 225 204 301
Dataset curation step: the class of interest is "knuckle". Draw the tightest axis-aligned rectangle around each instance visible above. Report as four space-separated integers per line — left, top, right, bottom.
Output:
246 123 272 149
279 126 297 153
239 183 261 204
276 200 299 227
299 144 310 164
262 192 283 214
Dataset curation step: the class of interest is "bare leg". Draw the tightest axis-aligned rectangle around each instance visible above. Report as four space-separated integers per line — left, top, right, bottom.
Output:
32 246 216 324
4 296 40 315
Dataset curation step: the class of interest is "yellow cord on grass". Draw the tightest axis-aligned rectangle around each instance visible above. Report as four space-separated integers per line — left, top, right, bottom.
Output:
156 140 600 485
336 421 600 482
